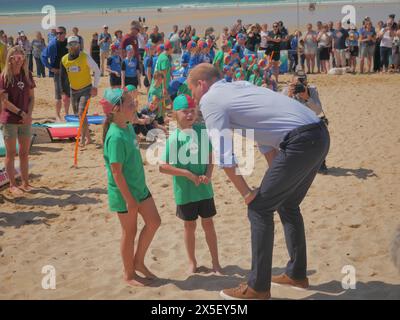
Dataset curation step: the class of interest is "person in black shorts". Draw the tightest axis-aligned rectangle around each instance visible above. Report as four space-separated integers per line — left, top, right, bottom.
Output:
160 94 222 274
41 26 71 121
121 45 140 88
106 44 122 88
267 22 282 82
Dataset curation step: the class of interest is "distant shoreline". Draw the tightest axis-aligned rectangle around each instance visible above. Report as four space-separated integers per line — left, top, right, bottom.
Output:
0 0 398 17
1 0 399 40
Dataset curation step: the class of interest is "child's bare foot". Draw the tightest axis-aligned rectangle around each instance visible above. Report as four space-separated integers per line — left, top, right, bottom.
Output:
124 273 151 287
212 264 224 275
20 184 34 192
135 263 157 280
188 261 198 274
9 186 24 196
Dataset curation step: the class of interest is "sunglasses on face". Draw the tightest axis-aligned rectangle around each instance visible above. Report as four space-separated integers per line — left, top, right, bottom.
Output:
56 32 65 35
68 42 80 47
10 55 25 61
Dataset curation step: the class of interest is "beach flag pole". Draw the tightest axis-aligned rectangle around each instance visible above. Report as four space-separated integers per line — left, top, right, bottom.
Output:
73 98 91 168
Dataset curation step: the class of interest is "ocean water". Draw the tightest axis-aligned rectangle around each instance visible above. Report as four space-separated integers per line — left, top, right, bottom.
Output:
0 0 390 16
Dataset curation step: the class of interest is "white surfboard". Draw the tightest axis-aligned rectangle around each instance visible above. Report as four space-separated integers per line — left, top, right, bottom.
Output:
0 163 33 187
0 168 21 187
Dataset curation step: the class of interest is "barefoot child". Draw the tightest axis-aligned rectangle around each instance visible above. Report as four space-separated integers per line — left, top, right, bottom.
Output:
159 94 222 274
148 71 170 120
133 95 167 141
121 45 141 89
101 88 161 286
106 44 122 88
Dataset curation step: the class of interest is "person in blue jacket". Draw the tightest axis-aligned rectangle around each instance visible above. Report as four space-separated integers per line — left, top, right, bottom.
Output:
188 41 201 74
106 44 123 88
121 45 141 88
41 26 71 121
181 41 195 77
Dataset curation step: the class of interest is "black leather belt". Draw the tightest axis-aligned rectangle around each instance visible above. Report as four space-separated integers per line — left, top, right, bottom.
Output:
284 120 325 141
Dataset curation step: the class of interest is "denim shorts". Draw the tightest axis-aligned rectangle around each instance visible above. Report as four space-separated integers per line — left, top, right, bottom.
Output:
71 85 91 115
53 73 70 100
0 123 31 139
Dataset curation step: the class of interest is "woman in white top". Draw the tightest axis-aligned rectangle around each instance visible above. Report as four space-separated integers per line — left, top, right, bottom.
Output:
303 23 318 74
260 24 269 52
378 19 395 72
317 24 331 73
221 27 229 44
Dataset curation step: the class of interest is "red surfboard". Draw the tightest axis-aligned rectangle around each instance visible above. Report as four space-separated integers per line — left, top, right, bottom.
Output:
48 127 79 140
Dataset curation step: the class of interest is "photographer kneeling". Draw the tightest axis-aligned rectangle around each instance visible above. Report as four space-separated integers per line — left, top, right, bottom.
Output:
282 70 329 174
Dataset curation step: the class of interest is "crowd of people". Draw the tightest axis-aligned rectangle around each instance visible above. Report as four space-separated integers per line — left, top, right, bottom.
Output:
2 13 399 195
1 14 399 83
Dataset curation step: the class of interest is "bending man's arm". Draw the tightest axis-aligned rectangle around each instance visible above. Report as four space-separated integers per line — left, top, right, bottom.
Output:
202 101 256 204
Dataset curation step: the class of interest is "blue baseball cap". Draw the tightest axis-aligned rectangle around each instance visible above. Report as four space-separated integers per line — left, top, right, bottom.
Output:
236 33 246 40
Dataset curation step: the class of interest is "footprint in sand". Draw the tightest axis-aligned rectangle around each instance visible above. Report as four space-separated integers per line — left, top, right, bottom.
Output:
151 248 168 259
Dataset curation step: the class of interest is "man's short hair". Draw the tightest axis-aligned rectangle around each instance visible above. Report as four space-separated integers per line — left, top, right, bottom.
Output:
130 20 141 30
188 63 221 86
57 26 66 32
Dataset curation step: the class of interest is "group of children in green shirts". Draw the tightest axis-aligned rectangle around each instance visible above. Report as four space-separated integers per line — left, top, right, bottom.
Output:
101 86 222 286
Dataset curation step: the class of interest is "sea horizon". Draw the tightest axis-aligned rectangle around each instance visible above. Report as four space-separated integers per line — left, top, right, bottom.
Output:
0 0 397 16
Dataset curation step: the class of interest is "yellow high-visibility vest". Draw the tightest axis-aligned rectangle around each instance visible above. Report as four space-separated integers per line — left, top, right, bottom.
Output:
61 52 91 90
0 42 6 72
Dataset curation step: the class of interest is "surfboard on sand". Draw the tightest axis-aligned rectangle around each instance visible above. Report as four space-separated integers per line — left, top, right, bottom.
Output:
0 130 20 156
31 123 79 144
0 167 21 187
0 163 34 187
65 115 105 125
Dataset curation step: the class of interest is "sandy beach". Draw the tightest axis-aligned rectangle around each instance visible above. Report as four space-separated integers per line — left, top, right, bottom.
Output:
0 71 400 299
1 1 400 300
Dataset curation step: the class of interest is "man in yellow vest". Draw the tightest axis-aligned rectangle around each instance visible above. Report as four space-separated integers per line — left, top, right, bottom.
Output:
0 40 7 73
61 36 100 147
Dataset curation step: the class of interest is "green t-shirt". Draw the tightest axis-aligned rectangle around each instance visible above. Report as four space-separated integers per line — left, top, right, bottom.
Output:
249 74 263 86
148 83 163 116
161 124 213 205
213 50 224 72
245 68 252 81
154 52 171 87
177 81 192 96
104 123 150 212
149 83 163 99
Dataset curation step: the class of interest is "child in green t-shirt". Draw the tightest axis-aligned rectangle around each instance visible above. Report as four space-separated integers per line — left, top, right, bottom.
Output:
101 88 161 286
212 42 230 73
159 94 222 275
149 71 172 119
249 65 263 86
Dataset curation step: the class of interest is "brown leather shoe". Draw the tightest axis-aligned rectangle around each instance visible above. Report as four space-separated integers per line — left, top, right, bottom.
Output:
220 283 271 300
271 273 309 289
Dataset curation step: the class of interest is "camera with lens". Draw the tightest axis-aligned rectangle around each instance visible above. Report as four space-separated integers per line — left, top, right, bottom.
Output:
294 83 306 94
